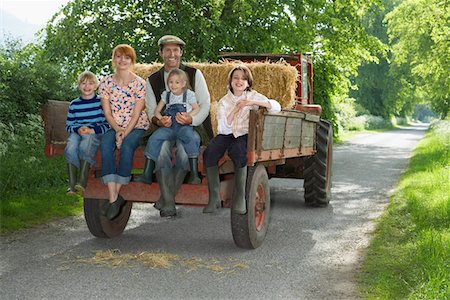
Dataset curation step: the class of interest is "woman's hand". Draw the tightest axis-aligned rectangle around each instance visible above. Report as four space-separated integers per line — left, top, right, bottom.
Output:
115 129 125 149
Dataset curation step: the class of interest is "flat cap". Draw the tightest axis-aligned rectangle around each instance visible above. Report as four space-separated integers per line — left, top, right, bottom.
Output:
158 35 186 46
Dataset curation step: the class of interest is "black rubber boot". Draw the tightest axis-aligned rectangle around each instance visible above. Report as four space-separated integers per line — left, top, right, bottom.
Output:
203 166 221 213
157 169 177 217
187 157 201 184
133 158 155 184
67 163 78 195
75 160 90 192
232 166 247 214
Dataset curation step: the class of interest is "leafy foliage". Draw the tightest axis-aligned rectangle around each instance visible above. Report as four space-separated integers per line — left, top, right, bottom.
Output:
0 39 77 124
386 0 450 118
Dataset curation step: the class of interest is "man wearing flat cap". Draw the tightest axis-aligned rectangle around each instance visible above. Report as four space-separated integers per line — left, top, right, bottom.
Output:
137 34 212 217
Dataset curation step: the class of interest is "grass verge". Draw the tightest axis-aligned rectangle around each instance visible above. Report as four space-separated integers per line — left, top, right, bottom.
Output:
0 116 83 234
358 120 450 299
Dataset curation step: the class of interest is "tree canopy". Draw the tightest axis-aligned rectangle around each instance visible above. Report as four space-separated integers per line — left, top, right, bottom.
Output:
386 0 449 118
41 0 386 126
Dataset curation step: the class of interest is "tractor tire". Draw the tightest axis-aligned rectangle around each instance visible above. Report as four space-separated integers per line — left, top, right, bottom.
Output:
231 164 271 249
303 120 333 206
84 198 132 238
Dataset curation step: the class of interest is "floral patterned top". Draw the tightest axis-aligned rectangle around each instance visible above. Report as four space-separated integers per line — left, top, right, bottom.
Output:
99 74 150 130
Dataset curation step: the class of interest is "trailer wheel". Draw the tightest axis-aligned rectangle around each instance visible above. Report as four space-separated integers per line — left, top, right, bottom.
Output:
303 120 333 206
231 164 271 249
84 198 132 238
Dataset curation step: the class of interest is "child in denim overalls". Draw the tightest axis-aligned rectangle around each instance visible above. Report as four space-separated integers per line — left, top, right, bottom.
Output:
143 68 201 184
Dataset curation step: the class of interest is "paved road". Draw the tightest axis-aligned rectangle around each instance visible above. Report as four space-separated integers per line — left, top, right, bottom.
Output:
0 124 428 299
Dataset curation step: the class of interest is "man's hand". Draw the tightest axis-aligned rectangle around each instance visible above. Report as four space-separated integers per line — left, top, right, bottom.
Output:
175 112 193 125
159 116 172 128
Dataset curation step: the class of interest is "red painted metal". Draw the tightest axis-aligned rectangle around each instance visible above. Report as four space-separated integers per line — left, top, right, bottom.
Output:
254 183 266 231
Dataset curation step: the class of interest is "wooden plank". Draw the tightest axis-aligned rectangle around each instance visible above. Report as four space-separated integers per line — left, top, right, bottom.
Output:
301 121 316 148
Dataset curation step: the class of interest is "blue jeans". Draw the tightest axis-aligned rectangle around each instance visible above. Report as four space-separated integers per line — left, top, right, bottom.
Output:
145 126 200 161
64 133 102 168
100 128 144 185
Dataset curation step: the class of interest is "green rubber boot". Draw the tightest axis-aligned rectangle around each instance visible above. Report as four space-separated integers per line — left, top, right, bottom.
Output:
75 160 90 192
187 157 201 184
232 166 247 214
133 158 155 184
157 168 177 217
203 166 221 213
154 167 187 210
67 163 78 195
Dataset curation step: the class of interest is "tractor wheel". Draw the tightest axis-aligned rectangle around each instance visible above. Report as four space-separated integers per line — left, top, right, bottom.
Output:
83 198 132 238
303 120 333 206
231 164 271 249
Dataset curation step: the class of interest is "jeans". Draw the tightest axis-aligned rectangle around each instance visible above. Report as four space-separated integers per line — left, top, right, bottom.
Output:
100 128 144 185
203 134 248 168
145 126 200 161
64 133 102 168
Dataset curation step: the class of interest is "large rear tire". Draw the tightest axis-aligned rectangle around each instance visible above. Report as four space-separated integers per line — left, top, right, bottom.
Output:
231 165 271 249
84 198 132 238
303 120 333 206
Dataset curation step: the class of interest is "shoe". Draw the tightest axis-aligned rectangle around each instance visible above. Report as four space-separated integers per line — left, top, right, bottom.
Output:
106 195 125 220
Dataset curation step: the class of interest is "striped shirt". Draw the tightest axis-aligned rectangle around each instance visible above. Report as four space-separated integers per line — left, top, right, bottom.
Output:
65 95 109 134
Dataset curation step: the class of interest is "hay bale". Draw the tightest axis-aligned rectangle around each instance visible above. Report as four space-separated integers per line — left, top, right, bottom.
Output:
134 60 298 135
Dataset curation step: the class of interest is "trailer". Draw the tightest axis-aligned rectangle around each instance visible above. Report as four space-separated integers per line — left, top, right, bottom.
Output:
42 53 333 249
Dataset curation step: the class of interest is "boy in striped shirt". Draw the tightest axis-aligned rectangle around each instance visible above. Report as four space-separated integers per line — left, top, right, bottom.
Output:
65 71 109 194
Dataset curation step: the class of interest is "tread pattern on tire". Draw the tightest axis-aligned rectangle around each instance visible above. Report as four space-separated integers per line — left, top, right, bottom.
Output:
303 120 333 206
231 165 270 249
84 198 132 238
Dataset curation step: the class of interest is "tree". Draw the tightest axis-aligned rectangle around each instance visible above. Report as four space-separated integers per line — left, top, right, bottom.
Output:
351 0 399 118
386 0 450 118
0 39 77 124
41 0 385 129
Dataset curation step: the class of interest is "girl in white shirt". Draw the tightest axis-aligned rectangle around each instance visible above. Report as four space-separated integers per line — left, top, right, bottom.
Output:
202 64 281 214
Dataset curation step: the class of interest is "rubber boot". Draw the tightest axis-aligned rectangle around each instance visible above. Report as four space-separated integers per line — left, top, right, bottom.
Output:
75 160 90 192
154 167 187 210
157 169 177 217
187 157 201 184
232 166 247 214
203 166 221 213
67 163 78 195
133 158 155 184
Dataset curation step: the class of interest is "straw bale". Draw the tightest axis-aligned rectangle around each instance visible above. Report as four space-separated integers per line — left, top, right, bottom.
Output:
133 60 298 135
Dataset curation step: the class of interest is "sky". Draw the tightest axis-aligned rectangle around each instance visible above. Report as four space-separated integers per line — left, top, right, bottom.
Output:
1 0 70 26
